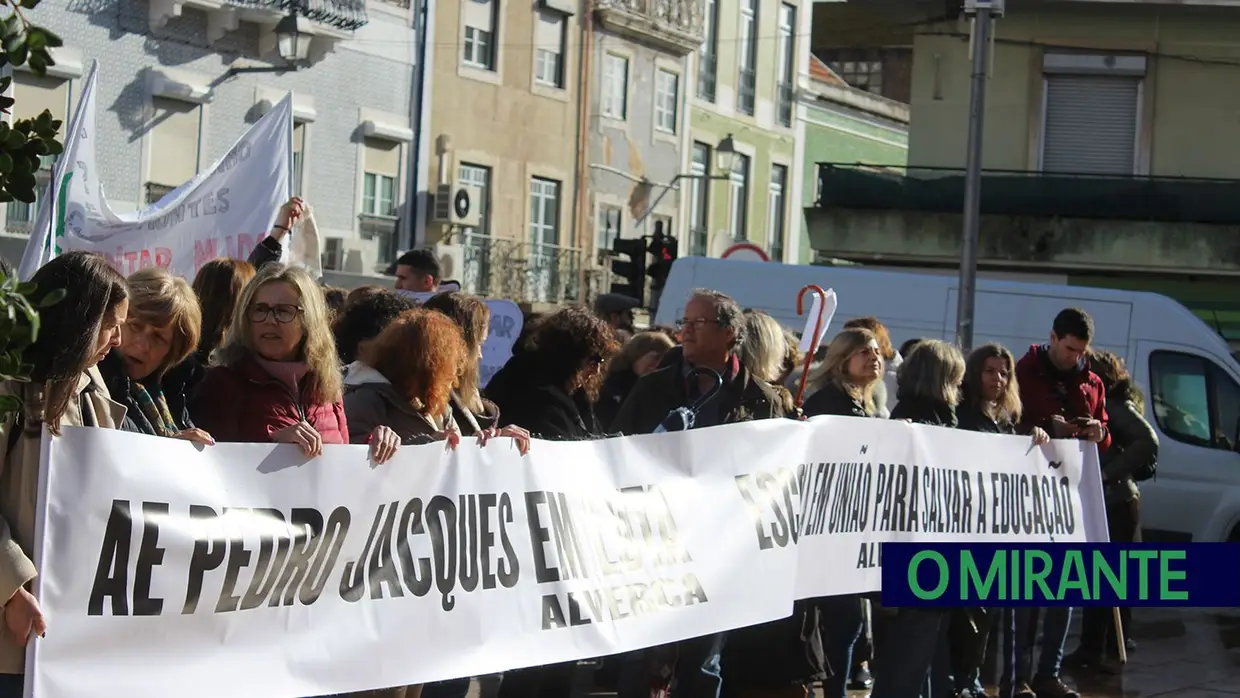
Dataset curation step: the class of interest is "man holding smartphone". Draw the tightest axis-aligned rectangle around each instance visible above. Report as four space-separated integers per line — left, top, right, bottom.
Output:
1008 307 1111 698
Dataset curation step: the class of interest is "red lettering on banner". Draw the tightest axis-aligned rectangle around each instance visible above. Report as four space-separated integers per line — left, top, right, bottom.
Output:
155 248 173 268
194 239 219 269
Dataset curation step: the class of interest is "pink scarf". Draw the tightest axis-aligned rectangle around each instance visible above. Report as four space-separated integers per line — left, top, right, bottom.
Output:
253 355 311 393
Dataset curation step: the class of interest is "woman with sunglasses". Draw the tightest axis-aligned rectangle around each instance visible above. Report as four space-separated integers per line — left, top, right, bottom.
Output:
190 263 399 462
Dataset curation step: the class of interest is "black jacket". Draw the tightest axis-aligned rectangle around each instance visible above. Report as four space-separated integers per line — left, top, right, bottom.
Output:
956 404 1016 435
595 369 639 434
803 381 869 419
890 395 958 428
1101 387 1157 503
611 352 784 435
484 354 601 441
98 350 195 436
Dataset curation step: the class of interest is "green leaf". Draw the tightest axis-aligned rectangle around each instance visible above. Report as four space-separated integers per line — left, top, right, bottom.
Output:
0 152 13 175
3 33 23 56
42 28 60 48
0 76 10 93
27 51 45 75
4 14 22 37
4 129 25 149
20 0 42 9
25 28 43 51
37 287 64 308
0 394 24 417
11 43 29 67
43 138 62 156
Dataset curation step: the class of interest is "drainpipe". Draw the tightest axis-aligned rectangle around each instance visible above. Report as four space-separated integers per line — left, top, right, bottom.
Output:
572 0 594 302
406 0 436 250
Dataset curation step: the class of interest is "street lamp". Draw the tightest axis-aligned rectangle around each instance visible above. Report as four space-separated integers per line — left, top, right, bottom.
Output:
225 13 311 76
715 133 737 176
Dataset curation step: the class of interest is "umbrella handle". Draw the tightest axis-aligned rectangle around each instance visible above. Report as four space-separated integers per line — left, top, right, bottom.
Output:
794 284 830 407
687 367 723 412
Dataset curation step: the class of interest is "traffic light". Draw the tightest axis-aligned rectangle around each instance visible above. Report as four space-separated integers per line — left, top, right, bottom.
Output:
610 236 647 307
646 222 678 293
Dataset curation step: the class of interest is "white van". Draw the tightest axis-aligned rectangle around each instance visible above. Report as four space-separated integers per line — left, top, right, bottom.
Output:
655 257 1240 543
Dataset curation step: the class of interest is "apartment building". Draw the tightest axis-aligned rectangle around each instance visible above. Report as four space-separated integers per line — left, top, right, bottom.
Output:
1 0 419 274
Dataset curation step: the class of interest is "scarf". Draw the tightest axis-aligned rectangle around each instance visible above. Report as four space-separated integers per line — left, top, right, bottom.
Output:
130 381 177 437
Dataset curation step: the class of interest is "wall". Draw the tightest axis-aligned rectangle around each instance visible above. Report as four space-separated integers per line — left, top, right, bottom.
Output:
797 96 908 263
8 0 416 271
588 31 687 251
907 3 1240 177
426 0 580 248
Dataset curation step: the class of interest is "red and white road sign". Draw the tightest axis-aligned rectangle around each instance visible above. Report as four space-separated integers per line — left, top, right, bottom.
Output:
720 242 770 262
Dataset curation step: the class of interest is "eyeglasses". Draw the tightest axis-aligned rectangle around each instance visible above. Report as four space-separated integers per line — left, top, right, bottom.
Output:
676 318 716 331
247 303 303 324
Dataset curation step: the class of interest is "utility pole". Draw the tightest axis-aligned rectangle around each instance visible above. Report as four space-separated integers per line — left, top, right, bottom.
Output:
955 0 1003 352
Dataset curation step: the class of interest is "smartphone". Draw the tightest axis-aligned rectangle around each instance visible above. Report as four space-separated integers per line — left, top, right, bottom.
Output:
1070 417 1092 428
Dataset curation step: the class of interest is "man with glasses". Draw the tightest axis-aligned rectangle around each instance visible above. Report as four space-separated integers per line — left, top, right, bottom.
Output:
610 288 794 698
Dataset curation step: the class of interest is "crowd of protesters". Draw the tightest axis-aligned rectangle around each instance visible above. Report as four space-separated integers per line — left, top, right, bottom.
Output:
0 196 1156 698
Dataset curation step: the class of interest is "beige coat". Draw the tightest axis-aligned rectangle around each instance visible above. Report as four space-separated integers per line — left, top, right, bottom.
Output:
0 367 125 674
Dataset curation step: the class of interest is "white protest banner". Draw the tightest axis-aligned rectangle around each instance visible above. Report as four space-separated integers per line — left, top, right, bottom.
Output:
19 61 299 281
30 418 1107 697
397 290 523 385
32 423 802 698
792 415 1106 599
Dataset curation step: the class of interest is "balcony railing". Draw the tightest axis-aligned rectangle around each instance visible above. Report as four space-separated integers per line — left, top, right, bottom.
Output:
737 67 756 116
815 163 1240 225
461 236 583 304
594 0 704 56
228 0 368 30
776 81 794 127
697 53 717 102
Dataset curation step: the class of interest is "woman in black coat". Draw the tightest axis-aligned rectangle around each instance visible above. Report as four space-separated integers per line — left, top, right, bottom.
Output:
482 307 620 698
799 327 886 698
1065 350 1157 671
874 340 966 698
957 344 1050 698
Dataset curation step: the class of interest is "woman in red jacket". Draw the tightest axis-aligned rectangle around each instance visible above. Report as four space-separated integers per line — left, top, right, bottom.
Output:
190 263 398 461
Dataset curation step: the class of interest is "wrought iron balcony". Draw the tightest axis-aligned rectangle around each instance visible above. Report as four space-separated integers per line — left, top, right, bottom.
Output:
230 0 368 30
776 81 794 127
594 0 704 56
737 67 756 116
461 236 583 304
697 53 717 102
151 0 366 47
814 163 1240 225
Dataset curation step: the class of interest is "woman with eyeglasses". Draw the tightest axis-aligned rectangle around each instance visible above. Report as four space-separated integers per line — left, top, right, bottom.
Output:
190 264 399 462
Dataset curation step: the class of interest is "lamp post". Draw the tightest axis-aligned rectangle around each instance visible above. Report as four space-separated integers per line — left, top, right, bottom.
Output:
955 0 1003 352
226 13 312 76
631 133 738 230
715 133 737 176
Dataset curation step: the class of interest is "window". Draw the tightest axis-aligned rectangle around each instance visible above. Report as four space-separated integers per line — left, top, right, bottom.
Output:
767 164 787 262
697 0 719 102
291 123 306 197
737 0 758 115
776 4 796 128
322 237 344 271
654 69 679 133
825 49 885 95
147 97 202 194
458 163 493 294
1042 72 1140 175
1149 351 1240 450
361 138 401 217
689 142 711 257
534 10 566 88
5 73 69 234
529 177 560 246
463 0 497 70
597 204 621 251
729 153 750 241
602 53 628 120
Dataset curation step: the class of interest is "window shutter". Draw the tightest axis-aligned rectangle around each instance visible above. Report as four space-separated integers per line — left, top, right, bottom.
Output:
463 0 494 31
363 137 401 178
535 11 562 53
1042 74 1140 175
148 98 201 188
13 73 69 123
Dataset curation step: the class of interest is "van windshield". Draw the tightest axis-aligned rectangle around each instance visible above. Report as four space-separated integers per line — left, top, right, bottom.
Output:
1149 351 1240 451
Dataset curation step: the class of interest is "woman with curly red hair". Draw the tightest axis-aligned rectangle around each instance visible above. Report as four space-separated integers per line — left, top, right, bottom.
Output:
344 307 468 446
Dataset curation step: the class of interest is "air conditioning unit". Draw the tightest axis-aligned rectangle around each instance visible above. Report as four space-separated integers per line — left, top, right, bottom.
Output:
432 183 483 228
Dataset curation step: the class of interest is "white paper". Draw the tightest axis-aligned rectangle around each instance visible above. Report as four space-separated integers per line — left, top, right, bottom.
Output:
797 288 838 354
396 291 523 385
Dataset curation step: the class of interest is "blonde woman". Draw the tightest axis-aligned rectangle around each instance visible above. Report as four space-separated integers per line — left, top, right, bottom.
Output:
98 267 213 444
803 327 884 420
739 310 796 414
189 264 399 463
889 339 965 427
799 327 885 698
